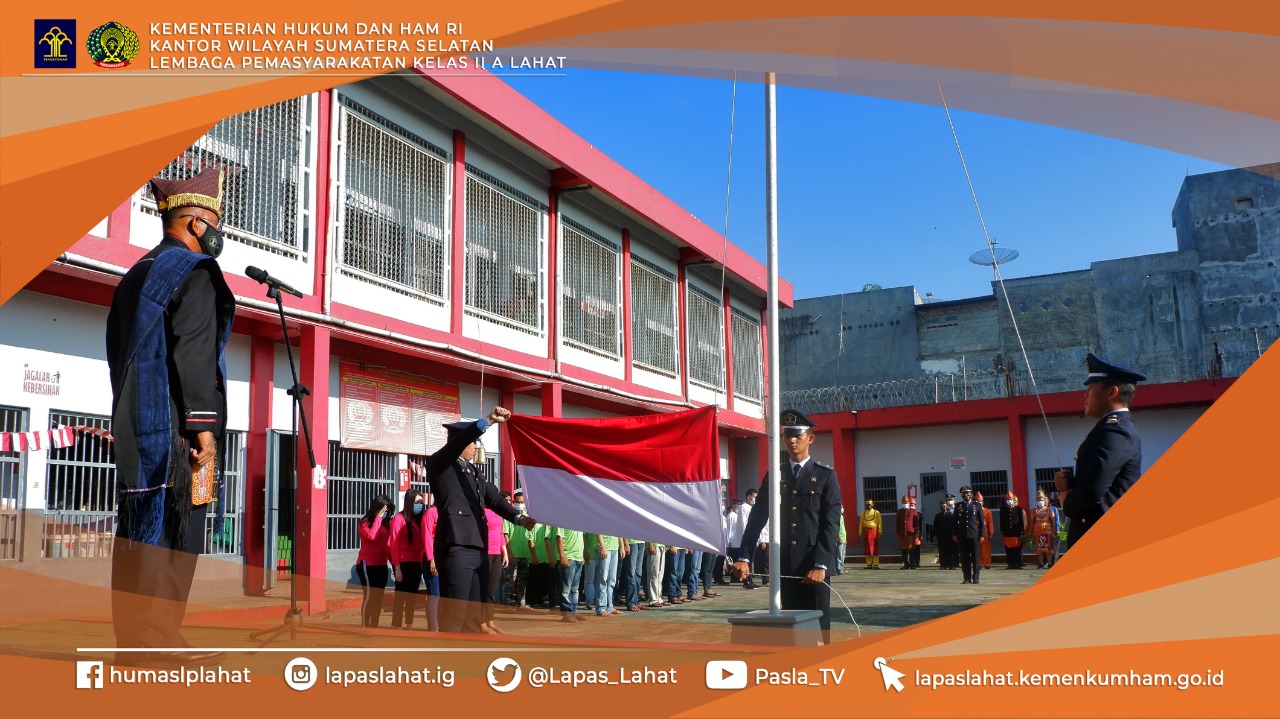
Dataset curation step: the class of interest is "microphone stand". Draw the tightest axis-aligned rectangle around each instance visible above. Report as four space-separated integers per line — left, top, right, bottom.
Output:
249 285 363 647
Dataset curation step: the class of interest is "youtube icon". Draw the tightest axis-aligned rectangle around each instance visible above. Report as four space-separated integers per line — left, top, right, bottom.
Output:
705 660 748 689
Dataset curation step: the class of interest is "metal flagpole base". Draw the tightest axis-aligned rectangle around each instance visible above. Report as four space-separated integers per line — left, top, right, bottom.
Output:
728 609 824 646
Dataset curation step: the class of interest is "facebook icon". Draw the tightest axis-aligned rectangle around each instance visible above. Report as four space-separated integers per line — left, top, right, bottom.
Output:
76 660 103 689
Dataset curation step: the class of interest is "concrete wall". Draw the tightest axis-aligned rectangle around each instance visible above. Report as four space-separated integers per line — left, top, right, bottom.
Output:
854 422 1010 504
780 286 921 389
782 165 1280 397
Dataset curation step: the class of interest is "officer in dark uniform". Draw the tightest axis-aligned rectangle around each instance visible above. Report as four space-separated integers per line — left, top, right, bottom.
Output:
428 406 537 633
1054 353 1146 548
731 409 843 643
953 485 986 584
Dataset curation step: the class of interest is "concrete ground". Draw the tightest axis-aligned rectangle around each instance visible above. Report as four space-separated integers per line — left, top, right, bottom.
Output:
0 559 1046 678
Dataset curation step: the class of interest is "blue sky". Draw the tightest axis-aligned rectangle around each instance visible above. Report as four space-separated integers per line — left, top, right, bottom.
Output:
504 70 1230 302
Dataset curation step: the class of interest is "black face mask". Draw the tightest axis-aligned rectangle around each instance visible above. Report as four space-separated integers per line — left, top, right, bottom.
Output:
194 217 225 258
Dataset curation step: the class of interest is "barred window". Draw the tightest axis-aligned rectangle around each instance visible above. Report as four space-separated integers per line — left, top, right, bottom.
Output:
0 406 28 561
862 475 898 508
1034 467 1066 507
630 259 678 376
337 99 449 301
147 97 312 259
687 287 725 390
327 442 397 551
969 470 1009 510
920 472 947 498
464 169 545 334
44 412 115 560
560 218 620 357
731 309 763 402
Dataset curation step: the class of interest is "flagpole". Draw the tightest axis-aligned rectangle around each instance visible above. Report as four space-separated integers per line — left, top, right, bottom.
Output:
764 71 782 617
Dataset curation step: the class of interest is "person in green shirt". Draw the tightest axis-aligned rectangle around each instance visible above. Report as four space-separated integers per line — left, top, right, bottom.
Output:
505 490 532 608
554 526 585 622
588 533 622 616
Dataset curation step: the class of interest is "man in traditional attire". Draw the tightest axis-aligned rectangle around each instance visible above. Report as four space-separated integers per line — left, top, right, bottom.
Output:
106 167 235 666
857 499 883 568
896 495 921 569
1000 491 1027 569
1030 489 1059 568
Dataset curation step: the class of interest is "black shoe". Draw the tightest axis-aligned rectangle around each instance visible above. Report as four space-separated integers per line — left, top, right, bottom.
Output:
973 580 980 585
962 579 971 584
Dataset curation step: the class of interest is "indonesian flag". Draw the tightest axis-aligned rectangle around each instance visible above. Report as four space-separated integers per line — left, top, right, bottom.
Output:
506 406 724 554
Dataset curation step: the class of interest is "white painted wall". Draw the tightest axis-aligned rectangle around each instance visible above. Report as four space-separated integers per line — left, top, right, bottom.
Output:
854 422 1010 504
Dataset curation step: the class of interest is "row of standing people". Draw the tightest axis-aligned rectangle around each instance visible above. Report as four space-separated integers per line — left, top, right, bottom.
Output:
922 489 1061 574
354 487 513 634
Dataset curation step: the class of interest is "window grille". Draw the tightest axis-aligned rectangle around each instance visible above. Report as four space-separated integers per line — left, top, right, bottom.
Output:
630 258 679 376
920 472 946 498
687 287 725 390
336 98 449 302
145 97 312 259
0 406 27 561
464 169 545 335
731 309 763 402
1034 466 1068 507
202 432 245 556
44 412 115 559
327 442 397 551
861 475 898 509
560 217 620 357
408 452 498 502
969 470 1009 510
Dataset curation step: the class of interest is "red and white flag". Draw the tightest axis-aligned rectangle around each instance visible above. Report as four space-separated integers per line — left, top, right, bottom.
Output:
506 406 724 554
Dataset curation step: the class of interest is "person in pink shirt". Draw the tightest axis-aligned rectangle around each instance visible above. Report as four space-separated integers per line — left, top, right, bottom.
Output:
355 495 393 627
482 507 510 634
389 490 427 629
421 498 441 631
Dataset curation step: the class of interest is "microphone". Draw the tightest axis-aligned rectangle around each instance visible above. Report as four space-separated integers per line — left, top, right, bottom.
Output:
245 266 303 298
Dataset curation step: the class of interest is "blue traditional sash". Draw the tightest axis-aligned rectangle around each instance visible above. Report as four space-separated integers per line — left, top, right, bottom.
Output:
118 247 231 545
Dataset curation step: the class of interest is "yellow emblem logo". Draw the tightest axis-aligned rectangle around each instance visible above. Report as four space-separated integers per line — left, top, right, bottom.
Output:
87 21 139 68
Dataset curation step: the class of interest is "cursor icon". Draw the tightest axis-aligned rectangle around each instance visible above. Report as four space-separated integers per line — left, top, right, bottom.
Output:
873 657 906 693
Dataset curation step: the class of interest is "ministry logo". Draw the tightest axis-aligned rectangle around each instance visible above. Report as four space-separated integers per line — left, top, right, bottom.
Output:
86 21 140 69
35 20 76 69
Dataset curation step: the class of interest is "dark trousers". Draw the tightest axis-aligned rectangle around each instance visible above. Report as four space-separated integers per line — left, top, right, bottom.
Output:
699 552 715 594
714 547 730 584
780 575 833 643
355 561 389 627
901 544 921 568
438 545 487 633
958 538 981 582
752 544 770 584
1005 541 1024 569
112 503 207 648
484 554 504 623
508 557 530 605
392 561 423 627
545 563 562 609
527 562 546 607
938 538 958 568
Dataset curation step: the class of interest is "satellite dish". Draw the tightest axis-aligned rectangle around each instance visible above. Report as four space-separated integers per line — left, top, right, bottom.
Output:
968 243 1019 268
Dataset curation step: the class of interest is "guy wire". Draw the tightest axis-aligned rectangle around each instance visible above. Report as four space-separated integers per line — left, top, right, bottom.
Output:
937 83 1063 469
